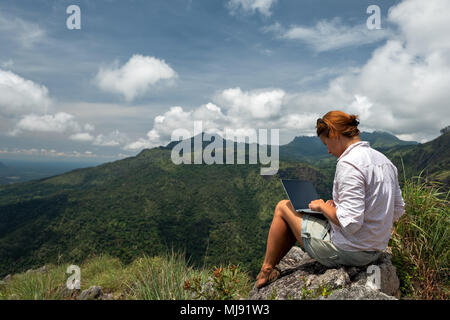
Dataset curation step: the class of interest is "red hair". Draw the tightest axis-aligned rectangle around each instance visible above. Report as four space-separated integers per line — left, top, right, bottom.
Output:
316 110 360 138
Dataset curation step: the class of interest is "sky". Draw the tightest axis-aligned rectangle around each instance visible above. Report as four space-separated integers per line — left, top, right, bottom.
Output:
0 0 449 163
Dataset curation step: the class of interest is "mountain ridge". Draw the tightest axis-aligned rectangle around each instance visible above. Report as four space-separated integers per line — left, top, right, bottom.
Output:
0 130 446 279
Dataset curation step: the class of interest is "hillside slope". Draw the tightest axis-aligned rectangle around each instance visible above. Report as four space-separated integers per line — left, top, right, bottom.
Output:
386 131 450 187
279 131 417 162
0 146 329 278
0 131 446 280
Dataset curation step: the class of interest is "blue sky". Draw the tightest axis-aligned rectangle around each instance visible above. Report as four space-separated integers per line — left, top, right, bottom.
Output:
0 0 449 162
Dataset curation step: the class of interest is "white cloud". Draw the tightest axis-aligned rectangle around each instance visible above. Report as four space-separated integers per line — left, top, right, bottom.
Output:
125 88 295 151
264 17 390 52
286 0 450 142
0 148 102 159
0 69 51 117
93 129 129 147
227 0 277 16
123 138 155 151
69 132 95 142
388 0 450 56
214 87 285 120
278 113 320 132
0 12 46 48
10 112 81 136
84 123 95 131
95 54 178 101
124 106 197 150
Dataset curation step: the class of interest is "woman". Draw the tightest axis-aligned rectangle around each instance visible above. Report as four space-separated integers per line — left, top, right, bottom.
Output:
256 110 405 288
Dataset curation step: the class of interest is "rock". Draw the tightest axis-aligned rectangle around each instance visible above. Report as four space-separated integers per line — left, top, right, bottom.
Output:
349 252 401 298
79 286 103 300
323 285 396 300
55 285 80 299
36 266 47 273
100 293 114 300
248 246 400 300
25 266 47 274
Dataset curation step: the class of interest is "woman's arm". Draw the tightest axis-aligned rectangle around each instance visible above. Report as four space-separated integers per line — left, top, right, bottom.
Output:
308 199 341 227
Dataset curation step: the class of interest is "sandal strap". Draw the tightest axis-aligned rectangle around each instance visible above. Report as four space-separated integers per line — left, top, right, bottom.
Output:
256 265 282 288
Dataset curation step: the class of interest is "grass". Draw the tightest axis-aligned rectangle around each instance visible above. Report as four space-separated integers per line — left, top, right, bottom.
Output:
0 250 253 300
0 265 68 300
390 171 449 299
124 249 200 300
1 171 448 300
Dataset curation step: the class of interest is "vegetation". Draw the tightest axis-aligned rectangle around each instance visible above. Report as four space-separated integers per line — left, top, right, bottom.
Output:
0 250 253 300
0 146 332 280
0 130 448 300
386 131 450 188
390 173 449 299
183 263 250 300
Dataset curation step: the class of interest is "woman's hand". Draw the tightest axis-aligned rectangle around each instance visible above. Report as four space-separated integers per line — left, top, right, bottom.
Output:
325 200 336 208
309 199 341 227
308 199 325 211
309 199 336 212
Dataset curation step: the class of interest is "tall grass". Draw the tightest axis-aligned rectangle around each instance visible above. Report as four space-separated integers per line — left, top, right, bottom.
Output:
124 249 252 300
124 249 201 300
0 264 67 300
0 250 253 300
390 172 449 299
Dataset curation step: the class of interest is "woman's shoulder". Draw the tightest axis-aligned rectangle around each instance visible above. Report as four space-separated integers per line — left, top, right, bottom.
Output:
342 142 390 163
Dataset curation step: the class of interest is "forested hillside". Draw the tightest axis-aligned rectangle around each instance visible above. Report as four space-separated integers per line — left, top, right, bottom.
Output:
0 146 328 278
0 130 446 280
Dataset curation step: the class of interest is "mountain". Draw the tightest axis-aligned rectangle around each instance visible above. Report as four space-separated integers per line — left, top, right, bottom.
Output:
385 130 450 187
0 131 445 279
279 135 328 161
360 131 418 149
0 145 330 278
279 131 418 162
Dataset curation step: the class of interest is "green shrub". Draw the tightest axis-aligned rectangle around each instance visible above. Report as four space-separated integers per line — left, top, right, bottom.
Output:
390 172 449 299
183 264 252 300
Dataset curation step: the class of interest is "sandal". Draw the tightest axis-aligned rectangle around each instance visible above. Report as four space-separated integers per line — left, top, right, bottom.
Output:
255 266 281 289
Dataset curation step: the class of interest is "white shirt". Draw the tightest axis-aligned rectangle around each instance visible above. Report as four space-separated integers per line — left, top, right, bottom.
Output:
331 141 405 251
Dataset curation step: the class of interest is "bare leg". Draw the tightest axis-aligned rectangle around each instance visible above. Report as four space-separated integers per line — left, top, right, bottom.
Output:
256 200 304 287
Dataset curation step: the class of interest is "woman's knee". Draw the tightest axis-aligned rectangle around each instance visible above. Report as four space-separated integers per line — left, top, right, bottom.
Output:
275 199 290 215
275 200 296 219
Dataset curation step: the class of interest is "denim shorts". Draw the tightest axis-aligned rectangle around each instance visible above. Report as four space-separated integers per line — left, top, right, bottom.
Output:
301 214 381 268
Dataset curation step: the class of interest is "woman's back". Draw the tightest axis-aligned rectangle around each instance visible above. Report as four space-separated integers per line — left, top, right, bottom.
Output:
331 141 405 251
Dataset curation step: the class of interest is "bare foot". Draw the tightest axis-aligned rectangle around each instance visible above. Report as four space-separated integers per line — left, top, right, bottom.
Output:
255 266 281 289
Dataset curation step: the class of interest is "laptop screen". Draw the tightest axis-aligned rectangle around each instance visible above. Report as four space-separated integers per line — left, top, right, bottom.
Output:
281 179 319 211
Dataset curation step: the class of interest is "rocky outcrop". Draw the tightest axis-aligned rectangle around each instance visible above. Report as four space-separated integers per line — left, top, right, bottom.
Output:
25 266 48 274
77 286 115 300
79 286 104 300
248 246 400 300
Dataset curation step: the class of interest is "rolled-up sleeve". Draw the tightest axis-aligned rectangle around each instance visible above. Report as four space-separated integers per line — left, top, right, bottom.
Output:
335 161 366 235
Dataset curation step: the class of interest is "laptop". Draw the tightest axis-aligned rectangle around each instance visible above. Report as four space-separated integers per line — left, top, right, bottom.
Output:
280 179 326 219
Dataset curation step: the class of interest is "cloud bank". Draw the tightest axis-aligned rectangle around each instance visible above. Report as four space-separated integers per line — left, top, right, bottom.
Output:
264 17 391 52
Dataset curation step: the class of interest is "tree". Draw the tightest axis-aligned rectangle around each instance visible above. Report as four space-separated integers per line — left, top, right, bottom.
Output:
440 126 450 135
